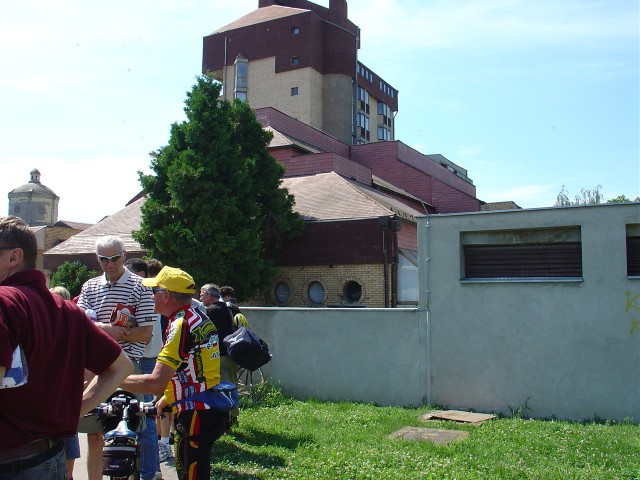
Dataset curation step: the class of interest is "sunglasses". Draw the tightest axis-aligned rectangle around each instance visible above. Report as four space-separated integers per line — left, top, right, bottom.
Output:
98 253 123 263
152 287 167 294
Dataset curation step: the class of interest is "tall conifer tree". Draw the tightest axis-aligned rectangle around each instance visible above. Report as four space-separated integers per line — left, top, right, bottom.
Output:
134 75 303 299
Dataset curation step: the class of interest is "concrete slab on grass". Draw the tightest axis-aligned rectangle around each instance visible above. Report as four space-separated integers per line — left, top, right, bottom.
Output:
388 427 469 444
421 410 497 424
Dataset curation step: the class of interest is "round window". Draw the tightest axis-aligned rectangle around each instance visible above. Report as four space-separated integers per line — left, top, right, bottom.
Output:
13 206 20 214
343 281 362 303
274 282 291 304
308 281 325 304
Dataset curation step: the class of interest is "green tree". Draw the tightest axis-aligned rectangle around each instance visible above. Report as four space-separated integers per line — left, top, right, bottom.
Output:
134 75 304 299
554 185 603 206
49 261 98 298
607 194 640 203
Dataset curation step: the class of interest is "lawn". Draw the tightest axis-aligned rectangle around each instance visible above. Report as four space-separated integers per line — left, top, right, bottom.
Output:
209 386 639 479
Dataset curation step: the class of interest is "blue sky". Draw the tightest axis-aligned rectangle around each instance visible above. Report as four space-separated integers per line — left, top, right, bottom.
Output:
1 0 638 223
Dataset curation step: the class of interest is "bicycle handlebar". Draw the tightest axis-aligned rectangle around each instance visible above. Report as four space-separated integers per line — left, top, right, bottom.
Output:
87 391 157 418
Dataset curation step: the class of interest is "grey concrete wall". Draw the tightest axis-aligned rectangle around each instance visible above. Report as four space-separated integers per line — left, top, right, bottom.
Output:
240 203 639 421
423 203 640 421
244 307 429 407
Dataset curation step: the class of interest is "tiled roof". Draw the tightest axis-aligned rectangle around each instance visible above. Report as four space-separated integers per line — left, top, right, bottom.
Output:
266 127 321 153
46 173 420 256
44 197 146 256
213 6 308 34
480 201 522 211
53 220 92 230
282 172 422 221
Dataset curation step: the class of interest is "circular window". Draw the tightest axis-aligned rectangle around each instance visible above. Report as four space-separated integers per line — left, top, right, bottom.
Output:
38 205 46 214
308 281 325 304
343 281 362 303
274 282 291 304
13 206 20 214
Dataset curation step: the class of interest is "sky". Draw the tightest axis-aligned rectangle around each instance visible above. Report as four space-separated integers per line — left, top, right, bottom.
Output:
1 0 638 224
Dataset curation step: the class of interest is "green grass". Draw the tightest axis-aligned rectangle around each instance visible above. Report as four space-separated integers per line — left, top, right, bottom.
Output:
209 384 639 479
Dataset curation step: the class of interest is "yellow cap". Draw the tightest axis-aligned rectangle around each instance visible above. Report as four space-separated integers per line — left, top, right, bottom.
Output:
142 266 196 294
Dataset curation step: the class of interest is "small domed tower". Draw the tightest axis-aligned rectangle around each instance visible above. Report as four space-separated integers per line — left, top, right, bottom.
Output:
8 169 59 226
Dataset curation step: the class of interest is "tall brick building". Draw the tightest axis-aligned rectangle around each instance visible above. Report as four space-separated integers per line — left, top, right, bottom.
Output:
203 1 481 307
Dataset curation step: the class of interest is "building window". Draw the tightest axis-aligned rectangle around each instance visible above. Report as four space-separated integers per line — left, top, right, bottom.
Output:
291 87 298 96
291 56 299 66
234 56 248 100
342 280 362 304
377 126 389 141
462 227 583 281
307 281 326 305
357 86 369 114
627 225 640 277
274 282 291 304
291 26 300 35
357 112 370 141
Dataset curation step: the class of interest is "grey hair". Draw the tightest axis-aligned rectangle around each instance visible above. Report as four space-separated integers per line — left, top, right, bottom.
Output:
95 235 125 253
201 283 221 299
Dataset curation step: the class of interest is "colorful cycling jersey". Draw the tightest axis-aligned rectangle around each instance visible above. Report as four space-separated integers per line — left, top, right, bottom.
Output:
156 305 221 412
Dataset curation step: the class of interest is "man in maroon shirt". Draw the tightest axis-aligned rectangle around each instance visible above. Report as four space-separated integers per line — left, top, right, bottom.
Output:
0 216 133 479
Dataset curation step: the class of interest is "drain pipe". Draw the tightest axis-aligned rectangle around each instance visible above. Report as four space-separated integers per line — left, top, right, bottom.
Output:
391 216 400 308
378 217 390 308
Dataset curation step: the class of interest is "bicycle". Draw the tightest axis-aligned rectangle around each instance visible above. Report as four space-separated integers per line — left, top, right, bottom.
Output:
86 390 156 480
236 367 265 396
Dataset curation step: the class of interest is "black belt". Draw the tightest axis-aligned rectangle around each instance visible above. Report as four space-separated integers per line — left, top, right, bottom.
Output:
0 438 63 474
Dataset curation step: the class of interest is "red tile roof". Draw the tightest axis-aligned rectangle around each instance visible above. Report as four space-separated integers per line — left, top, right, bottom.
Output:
212 6 309 34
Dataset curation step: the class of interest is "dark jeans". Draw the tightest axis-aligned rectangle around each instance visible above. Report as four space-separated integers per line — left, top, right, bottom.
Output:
0 445 66 480
173 409 227 480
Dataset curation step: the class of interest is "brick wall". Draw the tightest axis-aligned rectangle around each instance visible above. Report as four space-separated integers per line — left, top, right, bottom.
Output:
245 263 389 308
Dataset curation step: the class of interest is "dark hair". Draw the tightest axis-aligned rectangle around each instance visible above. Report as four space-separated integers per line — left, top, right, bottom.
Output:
220 286 235 298
0 216 37 269
146 258 163 277
124 258 148 277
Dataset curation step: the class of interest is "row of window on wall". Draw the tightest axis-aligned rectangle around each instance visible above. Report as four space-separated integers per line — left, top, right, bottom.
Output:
379 80 395 99
274 279 363 306
358 63 373 83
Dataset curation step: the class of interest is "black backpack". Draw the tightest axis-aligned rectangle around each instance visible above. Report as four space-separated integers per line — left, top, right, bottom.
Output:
223 326 272 371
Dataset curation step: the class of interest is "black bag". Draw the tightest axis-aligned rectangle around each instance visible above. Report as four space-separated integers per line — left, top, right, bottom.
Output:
223 326 272 371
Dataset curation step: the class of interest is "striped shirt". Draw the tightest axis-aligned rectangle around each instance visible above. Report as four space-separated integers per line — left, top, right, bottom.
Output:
77 269 156 358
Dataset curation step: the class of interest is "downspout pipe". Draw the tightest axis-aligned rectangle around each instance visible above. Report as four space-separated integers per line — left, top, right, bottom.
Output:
378 216 390 308
391 217 400 308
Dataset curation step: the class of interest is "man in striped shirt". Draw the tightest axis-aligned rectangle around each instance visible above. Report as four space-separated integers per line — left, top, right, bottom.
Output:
77 235 156 480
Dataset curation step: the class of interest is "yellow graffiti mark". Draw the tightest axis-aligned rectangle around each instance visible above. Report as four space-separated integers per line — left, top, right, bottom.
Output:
625 291 640 313
626 291 640 334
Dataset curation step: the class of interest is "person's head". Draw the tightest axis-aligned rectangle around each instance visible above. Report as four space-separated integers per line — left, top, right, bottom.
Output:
142 266 197 316
124 258 148 278
199 283 221 307
219 285 236 303
0 216 37 282
146 258 163 277
50 285 71 300
95 235 127 282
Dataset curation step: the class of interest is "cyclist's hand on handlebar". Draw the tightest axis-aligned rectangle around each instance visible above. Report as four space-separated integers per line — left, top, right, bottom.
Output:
155 395 170 416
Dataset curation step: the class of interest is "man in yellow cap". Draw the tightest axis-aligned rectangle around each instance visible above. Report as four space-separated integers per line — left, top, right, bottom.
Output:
121 266 226 480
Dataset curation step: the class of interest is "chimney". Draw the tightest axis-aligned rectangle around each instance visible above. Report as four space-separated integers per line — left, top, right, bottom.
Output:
329 0 347 27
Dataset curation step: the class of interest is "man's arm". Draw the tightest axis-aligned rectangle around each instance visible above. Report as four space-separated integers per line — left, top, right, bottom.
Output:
123 324 153 343
120 362 175 397
80 351 133 417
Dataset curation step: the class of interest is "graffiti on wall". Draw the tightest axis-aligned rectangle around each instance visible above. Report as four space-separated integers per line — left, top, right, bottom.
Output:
626 290 640 334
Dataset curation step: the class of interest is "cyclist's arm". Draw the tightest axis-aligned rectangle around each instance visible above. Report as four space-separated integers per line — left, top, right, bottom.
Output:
120 362 175 397
80 351 133 417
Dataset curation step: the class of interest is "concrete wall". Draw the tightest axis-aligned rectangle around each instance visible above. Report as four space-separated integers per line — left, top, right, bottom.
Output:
241 203 639 421
423 203 640 420
244 307 428 406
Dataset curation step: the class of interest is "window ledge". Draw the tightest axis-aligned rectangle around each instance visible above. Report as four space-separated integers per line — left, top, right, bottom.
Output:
461 277 583 284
